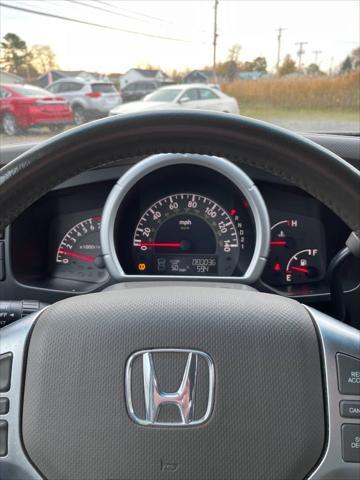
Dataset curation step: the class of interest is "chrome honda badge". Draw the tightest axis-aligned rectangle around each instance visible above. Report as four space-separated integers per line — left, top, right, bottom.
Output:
125 349 215 427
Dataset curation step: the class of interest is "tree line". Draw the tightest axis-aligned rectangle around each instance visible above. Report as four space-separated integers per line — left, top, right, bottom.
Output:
210 44 360 80
0 33 58 78
1 33 359 83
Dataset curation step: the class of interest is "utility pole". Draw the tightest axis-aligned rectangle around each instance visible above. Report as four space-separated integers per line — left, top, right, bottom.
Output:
276 27 286 71
213 0 219 80
295 41 308 70
312 50 322 65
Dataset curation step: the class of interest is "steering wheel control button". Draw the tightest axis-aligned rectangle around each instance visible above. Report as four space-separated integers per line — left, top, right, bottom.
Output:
0 420 8 456
336 353 360 395
0 353 13 392
342 424 360 463
340 400 360 419
0 242 5 281
0 398 9 415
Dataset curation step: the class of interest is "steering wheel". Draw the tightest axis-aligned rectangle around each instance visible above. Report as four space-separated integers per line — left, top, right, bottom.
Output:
1 111 359 480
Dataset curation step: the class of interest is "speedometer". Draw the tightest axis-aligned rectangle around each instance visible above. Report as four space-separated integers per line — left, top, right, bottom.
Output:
101 153 270 282
132 193 239 275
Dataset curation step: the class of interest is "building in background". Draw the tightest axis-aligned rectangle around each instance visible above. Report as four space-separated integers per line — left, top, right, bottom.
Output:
237 71 268 80
33 70 111 88
0 70 24 84
182 70 216 84
120 68 170 89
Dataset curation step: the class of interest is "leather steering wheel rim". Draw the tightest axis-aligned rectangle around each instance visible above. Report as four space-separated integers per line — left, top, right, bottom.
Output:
0 110 359 232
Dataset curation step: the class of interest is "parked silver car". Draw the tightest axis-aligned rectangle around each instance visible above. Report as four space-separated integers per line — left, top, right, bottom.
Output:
47 78 121 125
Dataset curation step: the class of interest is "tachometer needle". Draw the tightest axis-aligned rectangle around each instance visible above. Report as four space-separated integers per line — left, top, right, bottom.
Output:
57 250 95 262
138 242 182 248
291 266 309 273
270 240 287 246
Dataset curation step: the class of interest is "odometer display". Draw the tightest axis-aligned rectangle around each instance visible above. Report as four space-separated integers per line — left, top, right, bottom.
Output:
132 193 241 276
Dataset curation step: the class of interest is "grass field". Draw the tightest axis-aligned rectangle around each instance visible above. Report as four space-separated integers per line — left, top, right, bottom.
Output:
222 70 360 129
237 105 358 122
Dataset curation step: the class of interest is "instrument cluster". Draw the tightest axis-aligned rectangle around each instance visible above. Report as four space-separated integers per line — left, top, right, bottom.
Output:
9 156 343 296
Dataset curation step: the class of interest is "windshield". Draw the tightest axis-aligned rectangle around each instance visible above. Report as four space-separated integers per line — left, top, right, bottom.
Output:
91 83 117 94
145 89 182 102
0 0 359 146
8 85 51 97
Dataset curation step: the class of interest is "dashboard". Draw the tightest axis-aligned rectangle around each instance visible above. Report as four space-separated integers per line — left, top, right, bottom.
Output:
4 154 358 303
0 133 359 327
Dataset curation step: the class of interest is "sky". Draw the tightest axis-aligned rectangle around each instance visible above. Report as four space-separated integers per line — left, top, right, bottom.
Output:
0 0 359 74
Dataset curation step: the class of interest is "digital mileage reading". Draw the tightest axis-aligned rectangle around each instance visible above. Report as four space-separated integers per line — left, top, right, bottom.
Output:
156 255 217 274
132 193 241 276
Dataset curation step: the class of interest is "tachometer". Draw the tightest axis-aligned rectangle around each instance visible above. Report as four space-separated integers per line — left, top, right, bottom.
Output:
132 193 240 276
55 216 107 282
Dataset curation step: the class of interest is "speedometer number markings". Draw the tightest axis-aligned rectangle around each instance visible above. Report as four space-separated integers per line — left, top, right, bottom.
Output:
55 216 107 283
132 193 241 276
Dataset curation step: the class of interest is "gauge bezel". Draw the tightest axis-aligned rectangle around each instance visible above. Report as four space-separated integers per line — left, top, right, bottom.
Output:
101 153 270 283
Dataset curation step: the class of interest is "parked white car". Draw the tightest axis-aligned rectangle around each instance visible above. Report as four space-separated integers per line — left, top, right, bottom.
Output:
109 84 239 116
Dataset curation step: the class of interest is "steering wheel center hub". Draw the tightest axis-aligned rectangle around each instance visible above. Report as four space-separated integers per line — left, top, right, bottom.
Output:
21 285 325 480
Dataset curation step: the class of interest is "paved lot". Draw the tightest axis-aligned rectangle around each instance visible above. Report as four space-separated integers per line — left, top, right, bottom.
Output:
0 120 359 148
0 127 65 146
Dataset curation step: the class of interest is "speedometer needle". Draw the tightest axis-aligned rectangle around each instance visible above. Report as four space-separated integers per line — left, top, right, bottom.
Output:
138 242 182 248
57 250 96 262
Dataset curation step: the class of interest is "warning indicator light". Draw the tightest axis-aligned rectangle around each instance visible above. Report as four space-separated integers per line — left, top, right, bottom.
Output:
138 263 146 271
274 263 281 272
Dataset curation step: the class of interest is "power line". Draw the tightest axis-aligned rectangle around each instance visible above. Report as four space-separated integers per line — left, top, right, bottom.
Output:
276 27 286 71
67 0 152 24
0 2 190 42
312 50 322 65
97 0 211 35
295 41 308 69
213 0 219 78
97 0 175 25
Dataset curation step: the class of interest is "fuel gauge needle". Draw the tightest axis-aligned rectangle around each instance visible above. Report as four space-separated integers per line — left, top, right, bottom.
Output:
290 266 309 273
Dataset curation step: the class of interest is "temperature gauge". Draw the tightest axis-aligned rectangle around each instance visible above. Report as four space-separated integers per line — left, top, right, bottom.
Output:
270 219 298 249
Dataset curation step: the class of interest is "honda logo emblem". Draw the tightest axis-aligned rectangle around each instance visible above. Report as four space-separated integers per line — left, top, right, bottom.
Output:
125 349 215 427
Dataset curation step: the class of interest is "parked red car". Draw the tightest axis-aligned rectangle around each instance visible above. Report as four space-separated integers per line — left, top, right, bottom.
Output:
0 83 73 135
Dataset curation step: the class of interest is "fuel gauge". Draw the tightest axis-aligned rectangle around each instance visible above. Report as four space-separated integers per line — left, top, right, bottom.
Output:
286 249 321 283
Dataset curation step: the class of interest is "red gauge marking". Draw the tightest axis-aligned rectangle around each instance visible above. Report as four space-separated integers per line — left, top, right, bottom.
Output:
291 266 309 273
138 242 182 248
57 250 96 262
270 241 287 246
